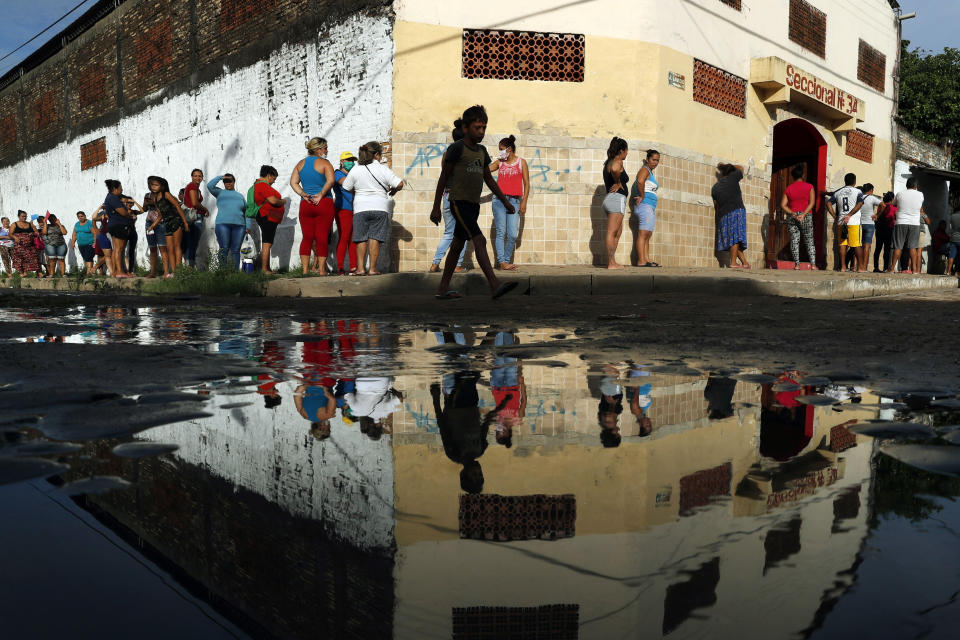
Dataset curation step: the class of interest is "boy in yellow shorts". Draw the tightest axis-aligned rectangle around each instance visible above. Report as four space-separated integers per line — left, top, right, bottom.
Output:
827 173 865 272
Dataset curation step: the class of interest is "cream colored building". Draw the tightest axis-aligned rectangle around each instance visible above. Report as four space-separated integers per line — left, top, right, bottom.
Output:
390 0 902 270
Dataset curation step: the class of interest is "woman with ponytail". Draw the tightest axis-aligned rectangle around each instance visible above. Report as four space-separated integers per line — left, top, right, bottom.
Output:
488 134 529 270
290 137 336 274
341 141 404 274
602 137 629 269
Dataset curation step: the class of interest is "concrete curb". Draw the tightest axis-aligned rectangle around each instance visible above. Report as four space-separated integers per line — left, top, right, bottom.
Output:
2 270 956 300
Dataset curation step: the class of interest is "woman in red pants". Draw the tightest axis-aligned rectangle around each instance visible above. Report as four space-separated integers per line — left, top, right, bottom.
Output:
289 137 336 274
332 151 359 274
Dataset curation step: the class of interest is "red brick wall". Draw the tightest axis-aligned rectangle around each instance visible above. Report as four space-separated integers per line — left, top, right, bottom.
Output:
789 0 827 59
857 39 886 93
197 0 308 67
80 137 107 170
120 3 191 103
0 92 19 162
68 29 118 126
26 75 65 146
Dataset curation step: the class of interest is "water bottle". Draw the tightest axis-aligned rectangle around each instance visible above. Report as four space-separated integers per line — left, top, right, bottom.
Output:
242 259 254 274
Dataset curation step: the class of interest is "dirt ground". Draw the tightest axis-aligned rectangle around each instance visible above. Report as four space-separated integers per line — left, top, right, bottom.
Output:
3 286 959 392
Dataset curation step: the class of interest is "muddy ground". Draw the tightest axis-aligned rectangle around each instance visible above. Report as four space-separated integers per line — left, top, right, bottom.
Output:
3 287 959 392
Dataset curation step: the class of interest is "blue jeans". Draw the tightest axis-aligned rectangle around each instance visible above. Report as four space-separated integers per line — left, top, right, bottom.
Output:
432 193 467 266
180 219 204 263
492 195 522 264
215 223 247 269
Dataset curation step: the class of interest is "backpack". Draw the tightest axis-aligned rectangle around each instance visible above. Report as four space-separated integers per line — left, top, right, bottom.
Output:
245 182 262 218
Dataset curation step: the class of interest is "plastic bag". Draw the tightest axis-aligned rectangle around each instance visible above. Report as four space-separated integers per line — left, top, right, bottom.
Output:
240 234 257 258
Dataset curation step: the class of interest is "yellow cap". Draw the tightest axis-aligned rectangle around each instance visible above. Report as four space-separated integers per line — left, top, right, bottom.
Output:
340 151 357 161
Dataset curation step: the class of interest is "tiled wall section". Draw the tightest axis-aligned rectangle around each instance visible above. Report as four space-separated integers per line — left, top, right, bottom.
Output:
391 329 762 444
390 133 769 271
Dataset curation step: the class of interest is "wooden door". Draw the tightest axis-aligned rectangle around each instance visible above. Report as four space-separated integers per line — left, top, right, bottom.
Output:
767 159 815 267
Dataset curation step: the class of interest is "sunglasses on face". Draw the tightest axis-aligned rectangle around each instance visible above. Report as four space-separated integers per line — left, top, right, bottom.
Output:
223 179 235 183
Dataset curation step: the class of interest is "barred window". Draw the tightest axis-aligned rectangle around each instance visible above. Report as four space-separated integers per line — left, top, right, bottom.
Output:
846 130 874 163
858 40 886 92
462 29 585 82
789 0 827 59
693 59 747 118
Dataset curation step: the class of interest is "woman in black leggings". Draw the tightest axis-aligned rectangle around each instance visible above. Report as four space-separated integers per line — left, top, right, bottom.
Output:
873 191 895 272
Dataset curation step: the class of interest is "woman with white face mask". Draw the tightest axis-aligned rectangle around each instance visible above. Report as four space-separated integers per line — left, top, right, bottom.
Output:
290 136 336 274
487 134 529 270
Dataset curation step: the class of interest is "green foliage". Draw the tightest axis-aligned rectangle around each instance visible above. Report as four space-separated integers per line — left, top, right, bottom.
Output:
897 42 960 171
139 264 271 297
872 450 960 524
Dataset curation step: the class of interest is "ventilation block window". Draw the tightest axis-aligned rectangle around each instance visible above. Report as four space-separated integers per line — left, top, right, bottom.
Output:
858 40 886 92
789 0 827 59
81 137 107 170
846 130 874 163
693 60 747 118
462 29 585 82
719 0 742 9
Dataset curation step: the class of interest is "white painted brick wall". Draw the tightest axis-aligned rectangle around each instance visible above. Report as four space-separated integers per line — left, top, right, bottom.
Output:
0 13 394 272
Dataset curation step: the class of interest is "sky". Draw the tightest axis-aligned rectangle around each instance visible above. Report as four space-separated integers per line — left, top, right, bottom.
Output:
0 0 956 78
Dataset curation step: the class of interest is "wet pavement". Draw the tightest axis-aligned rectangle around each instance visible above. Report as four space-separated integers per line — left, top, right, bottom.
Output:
2 305 960 639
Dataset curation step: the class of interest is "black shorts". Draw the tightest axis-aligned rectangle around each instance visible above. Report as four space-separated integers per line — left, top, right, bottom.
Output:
108 224 133 240
450 200 482 241
257 215 279 244
78 245 95 262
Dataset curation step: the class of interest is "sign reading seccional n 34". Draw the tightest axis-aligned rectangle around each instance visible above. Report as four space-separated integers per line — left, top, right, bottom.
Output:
749 56 865 131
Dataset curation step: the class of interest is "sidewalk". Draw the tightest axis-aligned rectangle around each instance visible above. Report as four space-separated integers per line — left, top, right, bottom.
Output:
266 265 957 300
3 266 956 300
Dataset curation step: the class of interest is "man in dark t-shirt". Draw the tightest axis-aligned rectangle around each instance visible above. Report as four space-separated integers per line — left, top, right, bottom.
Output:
430 105 518 300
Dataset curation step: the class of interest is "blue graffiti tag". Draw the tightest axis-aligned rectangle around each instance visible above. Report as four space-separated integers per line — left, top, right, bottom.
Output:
405 144 448 176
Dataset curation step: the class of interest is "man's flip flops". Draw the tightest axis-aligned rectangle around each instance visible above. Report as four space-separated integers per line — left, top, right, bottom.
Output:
435 290 463 300
492 281 519 299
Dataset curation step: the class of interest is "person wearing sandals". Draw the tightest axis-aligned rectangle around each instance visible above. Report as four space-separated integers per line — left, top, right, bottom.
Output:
712 162 751 268
429 105 519 300
780 164 817 270
602 137 629 269
290 137 336 275
341 141 403 275
332 151 360 274
429 122 468 274
632 149 661 267
147 176 190 278
11 210 43 277
488 134 529 271
103 179 136 278
40 213 68 277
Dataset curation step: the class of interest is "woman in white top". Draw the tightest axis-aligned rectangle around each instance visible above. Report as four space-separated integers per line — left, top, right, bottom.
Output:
341 141 404 275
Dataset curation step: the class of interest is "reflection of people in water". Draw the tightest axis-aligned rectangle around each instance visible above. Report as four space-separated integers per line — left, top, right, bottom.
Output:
432 372 508 494
760 371 814 461
628 363 653 436
344 377 403 440
257 337 285 409
598 365 623 447
298 321 337 440
704 375 737 420
486 330 526 448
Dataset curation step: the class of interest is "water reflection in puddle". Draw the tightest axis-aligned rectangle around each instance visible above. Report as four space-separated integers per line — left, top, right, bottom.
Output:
2 305 960 638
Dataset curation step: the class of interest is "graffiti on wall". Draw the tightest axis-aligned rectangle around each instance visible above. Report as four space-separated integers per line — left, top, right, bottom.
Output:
405 145 583 193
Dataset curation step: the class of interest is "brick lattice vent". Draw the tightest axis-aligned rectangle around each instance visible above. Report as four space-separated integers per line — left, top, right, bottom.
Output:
858 40 886 92
693 59 747 118
459 493 576 540
789 0 827 59
830 424 858 452
462 29 585 82
679 462 732 514
846 130 874 163
720 0 742 9
452 605 579 640
80 137 107 170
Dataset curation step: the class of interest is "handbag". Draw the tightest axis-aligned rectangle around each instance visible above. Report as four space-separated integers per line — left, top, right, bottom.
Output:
33 233 45 251
183 207 199 224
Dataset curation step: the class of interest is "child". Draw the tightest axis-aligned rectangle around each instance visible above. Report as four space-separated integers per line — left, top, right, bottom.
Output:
430 105 518 300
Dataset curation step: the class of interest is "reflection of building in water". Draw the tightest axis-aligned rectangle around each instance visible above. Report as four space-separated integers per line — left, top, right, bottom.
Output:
67 323 883 639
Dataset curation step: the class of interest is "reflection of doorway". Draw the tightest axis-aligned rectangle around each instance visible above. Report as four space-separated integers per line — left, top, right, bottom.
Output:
767 119 827 269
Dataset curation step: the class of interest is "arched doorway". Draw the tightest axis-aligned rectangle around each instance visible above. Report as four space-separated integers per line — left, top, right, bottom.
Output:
766 119 828 269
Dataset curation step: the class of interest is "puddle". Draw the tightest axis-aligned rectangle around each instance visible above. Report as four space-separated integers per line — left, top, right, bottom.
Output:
2 305 960 638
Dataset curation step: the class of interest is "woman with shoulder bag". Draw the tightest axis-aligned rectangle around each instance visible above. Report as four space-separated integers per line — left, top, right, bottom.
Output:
181 169 208 267
340 142 404 275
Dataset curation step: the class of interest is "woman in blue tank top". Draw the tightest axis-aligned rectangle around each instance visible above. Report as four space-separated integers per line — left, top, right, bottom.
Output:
289 137 336 274
632 149 661 267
